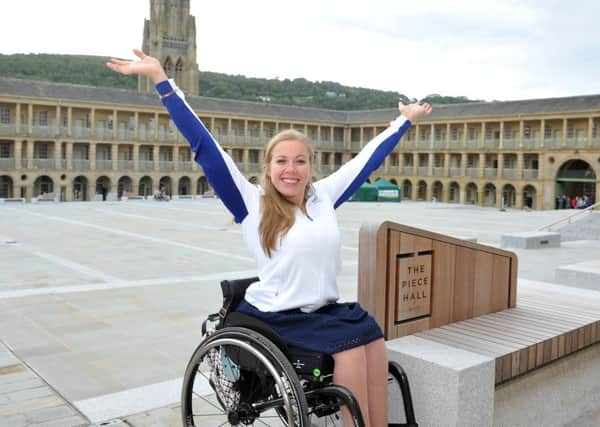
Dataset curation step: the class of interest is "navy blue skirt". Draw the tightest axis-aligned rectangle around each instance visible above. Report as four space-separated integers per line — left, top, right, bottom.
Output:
236 300 383 355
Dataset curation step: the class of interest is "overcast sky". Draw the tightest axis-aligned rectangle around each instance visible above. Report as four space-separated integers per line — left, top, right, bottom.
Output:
3 0 600 101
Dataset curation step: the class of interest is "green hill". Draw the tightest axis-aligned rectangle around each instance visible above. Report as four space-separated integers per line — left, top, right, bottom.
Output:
0 53 480 110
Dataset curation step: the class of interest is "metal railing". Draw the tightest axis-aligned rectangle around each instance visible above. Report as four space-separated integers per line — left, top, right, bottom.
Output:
539 202 600 231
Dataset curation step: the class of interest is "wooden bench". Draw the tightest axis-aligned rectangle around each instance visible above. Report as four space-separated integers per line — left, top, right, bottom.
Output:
358 220 600 426
358 220 599 384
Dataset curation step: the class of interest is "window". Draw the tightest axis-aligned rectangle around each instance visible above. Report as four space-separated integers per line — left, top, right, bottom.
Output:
451 127 458 140
567 124 574 138
39 111 48 127
485 127 493 139
36 143 49 159
108 114 114 130
0 107 10 125
419 128 427 141
523 126 530 139
435 127 442 140
62 110 68 128
468 128 476 140
503 124 512 139
0 143 10 158
544 124 552 138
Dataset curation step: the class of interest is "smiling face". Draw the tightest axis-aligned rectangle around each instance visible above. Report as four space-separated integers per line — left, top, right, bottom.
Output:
267 138 312 207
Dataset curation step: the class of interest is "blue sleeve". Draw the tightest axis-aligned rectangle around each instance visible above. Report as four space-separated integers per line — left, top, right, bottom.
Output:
156 79 257 223
314 116 411 208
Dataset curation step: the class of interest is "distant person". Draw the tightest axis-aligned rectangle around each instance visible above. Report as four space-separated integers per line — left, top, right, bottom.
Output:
107 48 432 426
101 185 107 201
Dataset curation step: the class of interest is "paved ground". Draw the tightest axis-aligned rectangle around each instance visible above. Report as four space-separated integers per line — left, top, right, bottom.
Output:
0 199 599 426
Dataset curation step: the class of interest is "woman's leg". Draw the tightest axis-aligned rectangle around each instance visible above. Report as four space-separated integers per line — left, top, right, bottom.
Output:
365 338 388 427
332 345 371 426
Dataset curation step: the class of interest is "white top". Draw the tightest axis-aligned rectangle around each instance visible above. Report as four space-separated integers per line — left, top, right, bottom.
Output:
156 79 412 312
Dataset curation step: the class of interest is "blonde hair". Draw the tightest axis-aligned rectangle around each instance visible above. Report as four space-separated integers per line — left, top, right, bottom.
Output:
259 129 314 257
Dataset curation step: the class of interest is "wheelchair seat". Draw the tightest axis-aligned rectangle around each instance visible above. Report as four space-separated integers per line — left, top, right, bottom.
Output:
217 277 334 381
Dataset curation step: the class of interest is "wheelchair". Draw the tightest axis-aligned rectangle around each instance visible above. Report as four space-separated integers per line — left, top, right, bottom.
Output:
181 277 418 426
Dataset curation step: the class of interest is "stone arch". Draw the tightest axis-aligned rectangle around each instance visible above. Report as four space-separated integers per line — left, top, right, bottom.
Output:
466 182 478 204
33 175 53 197
484 183 496 207
502 184 517 208
117 176 133 198
448 181 460 203
159 176 172 196
389 178 398 185
164 56 173 77
72 175 88 201
555 159 596 203
197 176 209 195
417 180 427 201
523 185 537 209
175 57 184 82
178 176 191 195
402 179 412 200
139 176 153 197
0 175 14 198
432 181 443 202
96 176 111 196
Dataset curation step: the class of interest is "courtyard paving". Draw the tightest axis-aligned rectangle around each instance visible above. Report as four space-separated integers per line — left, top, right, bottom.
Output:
0 199 599 426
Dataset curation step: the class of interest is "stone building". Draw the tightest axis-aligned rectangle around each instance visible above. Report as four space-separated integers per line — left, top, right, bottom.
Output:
138 0 200 96
0 0 598 208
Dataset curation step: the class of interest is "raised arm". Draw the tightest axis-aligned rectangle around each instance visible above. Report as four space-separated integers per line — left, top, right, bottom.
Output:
107 50 257 222
315 102 432 208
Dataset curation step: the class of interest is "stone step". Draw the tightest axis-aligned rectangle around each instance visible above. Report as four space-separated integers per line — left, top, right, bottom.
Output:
555 259 600 290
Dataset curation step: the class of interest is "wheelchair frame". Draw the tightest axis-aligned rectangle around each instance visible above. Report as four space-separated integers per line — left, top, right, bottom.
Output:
181 277 418 426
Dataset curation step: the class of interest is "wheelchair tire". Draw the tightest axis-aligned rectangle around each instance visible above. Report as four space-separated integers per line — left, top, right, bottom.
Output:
181 327 310 426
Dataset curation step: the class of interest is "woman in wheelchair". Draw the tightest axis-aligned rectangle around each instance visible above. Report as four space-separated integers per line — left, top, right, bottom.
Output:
108 50 431 426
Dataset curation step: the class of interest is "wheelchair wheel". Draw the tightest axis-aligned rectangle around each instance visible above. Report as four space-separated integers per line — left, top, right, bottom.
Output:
181 327 309 426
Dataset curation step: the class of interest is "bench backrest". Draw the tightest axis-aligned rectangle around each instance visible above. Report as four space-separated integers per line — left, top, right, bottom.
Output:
358 220 518 339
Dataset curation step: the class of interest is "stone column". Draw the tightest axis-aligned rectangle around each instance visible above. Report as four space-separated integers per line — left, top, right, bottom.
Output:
89 143 96 171
444 153 450 178
499 122 504 149
134 112 139 140
154 113 159 141
67 107 73 137
54 141 62 171
66 142 73 171
519 120 524 149
113 110 118 139
153 145 160 171
461 152 467 178
498 153 504 180
588 117 593 148
540 119 545 148
26 140 34 169
55 106 61 137
562 118 568 147
14 140 22 171
15 104 21 135
516 152 524 180
112 144 119 171
479 153 485 178
173 145 179 172
27 104 33 135
133 144 140 172
90 108 95 138
481 122 486 148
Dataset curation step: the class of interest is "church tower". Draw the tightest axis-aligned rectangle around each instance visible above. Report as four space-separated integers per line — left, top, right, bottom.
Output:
139 0 200 96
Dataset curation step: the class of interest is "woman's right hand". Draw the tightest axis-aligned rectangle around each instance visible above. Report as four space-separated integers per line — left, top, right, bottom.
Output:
398 102 433 122
106 49 168 84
